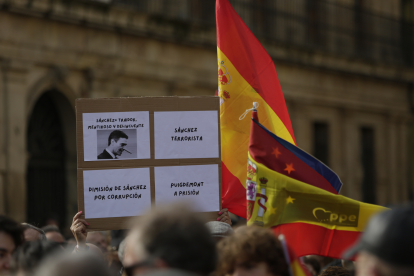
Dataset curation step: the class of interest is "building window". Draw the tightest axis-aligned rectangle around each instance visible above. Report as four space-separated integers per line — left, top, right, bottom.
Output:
313 122 329 166
402 0 414 65
354 0 366 55
360 127 376 204
306 0 321 46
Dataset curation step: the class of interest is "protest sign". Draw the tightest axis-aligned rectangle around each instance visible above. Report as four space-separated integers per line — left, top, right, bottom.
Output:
76 97 221 230
154 164 220 211
83 168 151 219
154 111 219 159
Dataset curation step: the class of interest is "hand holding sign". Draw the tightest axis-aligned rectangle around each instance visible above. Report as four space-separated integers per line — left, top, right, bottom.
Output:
70 211 89 250
217 208 231 225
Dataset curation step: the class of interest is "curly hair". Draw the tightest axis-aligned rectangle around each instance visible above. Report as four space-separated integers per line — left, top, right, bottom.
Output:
320 266 351 276
216 226 289 276
0 215 24 248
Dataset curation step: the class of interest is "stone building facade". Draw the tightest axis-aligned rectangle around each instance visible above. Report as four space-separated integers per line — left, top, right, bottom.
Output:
0 0 413 228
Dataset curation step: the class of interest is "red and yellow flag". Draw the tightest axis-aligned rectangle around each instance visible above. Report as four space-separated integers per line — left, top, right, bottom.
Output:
216 0 296 218
247 116 388 258
279 235 312 276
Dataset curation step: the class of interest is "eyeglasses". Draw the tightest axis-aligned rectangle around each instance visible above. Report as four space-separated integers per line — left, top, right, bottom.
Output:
123 260 154 276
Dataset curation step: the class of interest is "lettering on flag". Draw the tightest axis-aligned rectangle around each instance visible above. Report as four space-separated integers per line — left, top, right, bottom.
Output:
279 191 360 227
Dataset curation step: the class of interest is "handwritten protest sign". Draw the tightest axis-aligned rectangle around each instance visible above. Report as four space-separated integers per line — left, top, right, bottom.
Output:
83 168 151 219
76 97 221 230
154 111 219 159
154 164 220 211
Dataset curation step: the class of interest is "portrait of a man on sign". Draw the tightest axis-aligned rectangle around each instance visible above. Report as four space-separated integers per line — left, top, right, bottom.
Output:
97 130 136 159
82 111 150 161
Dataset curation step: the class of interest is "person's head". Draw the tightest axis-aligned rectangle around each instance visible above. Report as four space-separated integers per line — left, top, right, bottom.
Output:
309 255 335 271
354 251 414 276
41 226 65 245
86 232 108 253
303 256 321 276
124 204 216 276
34 251 112 276
118 238 127 265
11 240 61 275
205 221 234 242
21 223 46 242
320 266 351 276
107 130 128 156
216 226 289 276
0 216 24 275
344 205 414 276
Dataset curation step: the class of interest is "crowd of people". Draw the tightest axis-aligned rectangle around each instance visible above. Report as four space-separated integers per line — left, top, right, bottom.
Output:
0 203 413 276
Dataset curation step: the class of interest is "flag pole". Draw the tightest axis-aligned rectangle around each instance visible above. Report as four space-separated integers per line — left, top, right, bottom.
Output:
278 235 294 276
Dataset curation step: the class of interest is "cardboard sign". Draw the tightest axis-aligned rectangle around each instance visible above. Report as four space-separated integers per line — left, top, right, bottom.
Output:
76 97 221 230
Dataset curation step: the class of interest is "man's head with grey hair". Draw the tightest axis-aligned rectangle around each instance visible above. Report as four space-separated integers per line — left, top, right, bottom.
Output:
205 221 233 242
123 204 217 276
41 225 65 244
34 251 111 276
21 223 46 242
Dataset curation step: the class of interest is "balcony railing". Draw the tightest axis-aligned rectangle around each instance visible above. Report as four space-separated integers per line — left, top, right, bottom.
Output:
4 0 411 66
111 0 414 67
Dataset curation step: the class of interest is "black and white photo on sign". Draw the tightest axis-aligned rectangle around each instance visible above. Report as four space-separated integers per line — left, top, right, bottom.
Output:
154 111 219 159
97 129 137 159
82 111 150 161
83 168 152 219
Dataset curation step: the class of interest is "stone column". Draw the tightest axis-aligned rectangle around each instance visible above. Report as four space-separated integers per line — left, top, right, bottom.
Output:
342 110 361 200
372 115 387 206
6 60 29 222
386 114 398 204
398 118 409 202
0 59 7 214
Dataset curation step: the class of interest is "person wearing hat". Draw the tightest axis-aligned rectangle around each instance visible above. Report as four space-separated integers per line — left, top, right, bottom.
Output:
343 205 414 276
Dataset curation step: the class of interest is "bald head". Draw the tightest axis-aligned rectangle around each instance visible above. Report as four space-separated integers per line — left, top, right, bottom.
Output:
42 226 65 244
45 232 65 244
22 224 46 242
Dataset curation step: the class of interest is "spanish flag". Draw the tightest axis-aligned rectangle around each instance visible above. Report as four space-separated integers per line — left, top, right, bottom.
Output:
217 0 296 218
247 112 388 258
